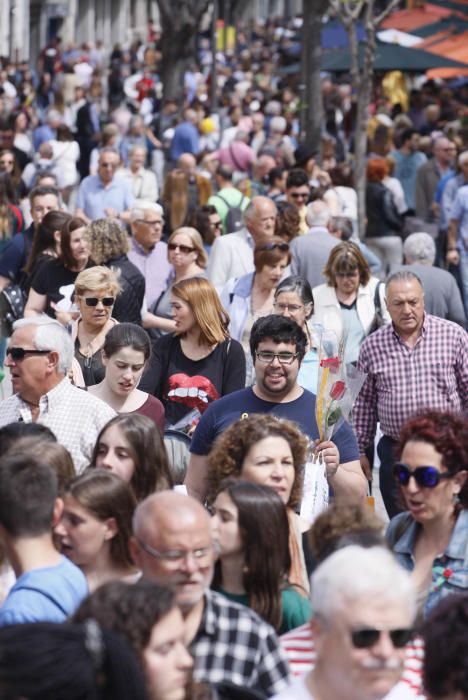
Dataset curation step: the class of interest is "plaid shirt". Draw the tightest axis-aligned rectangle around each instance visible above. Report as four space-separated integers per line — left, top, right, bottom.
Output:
191 590 291 696
354 314 468 452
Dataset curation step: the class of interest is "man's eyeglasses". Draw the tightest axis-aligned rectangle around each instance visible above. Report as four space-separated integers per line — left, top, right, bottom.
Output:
255 350 298 365
83 297 115 307
6 347 51 361
136 537 213 565
256 242 289 253
351 627 413 649
393 463 452 489
273 302 305 313
168 243 196 254
137 219 162 227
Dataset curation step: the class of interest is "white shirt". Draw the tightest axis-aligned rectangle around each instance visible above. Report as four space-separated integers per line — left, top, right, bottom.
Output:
0 377 115 473
270 675 420 700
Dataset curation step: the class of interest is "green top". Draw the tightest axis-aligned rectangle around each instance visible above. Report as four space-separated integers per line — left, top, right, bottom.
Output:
217 586 311 634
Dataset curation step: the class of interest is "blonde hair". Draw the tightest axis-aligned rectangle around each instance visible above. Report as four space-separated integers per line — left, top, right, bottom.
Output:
172 277 229 346
167 226 208 269
75 266 121 298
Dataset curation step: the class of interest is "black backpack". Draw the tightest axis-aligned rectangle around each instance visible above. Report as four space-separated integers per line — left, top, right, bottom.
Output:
214 192 246 233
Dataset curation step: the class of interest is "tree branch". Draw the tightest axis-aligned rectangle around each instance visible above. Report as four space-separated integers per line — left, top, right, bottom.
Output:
376 0 401 26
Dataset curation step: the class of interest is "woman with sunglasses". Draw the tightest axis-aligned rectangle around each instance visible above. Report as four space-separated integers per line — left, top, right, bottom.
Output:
386 410 468 618
72 266 120 386
150 226 208 333
151 276 245 430
311 241 390 365
220 236 290 384
25 216 91 325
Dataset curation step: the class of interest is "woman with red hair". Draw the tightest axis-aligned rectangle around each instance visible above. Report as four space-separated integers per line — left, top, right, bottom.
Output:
365 157 403 276
386 410 468 619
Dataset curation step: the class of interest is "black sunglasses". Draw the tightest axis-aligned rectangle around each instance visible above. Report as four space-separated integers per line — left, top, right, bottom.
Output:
6 347 51 361
351 627 413 649
393 463 452 489
84 297 115 307
168 243 196 254
256 242 289 253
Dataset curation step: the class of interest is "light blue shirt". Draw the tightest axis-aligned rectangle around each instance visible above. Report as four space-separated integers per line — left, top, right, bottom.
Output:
451 184 468 245
390 150 427 211
0 556 88 626
76 174 135 220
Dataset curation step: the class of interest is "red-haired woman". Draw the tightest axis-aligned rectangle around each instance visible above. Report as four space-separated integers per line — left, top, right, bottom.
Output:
386 410 468 619
365 158 403 276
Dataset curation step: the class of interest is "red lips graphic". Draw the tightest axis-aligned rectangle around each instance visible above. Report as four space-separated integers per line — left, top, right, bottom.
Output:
165 373 219 413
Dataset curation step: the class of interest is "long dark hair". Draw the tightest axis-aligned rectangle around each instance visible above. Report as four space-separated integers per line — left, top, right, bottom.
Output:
24 210 71 276
0 621 149 699
212 479 292 632
91 414 173 501
59 215 88 268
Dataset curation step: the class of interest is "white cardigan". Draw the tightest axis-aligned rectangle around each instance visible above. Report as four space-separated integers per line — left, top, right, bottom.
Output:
310 277 390 340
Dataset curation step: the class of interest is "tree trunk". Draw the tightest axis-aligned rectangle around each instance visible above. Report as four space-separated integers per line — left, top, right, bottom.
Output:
300 0 328 152
157 0 211 105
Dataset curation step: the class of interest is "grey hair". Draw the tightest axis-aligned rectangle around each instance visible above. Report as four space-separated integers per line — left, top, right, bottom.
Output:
311 545 416 623
458 150 468 165
129 144 147 157
328 216 353 240
403 232 436 265
13 317 74 374
130 200 164 223
98 147 120 160
269 116 287 134
274 275 314 313
306 200 331 228
385 270 423 294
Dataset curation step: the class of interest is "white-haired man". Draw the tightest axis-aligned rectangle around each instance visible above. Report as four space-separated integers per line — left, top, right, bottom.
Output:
273 546 417 700
398 231 465 327
127 200 173 316
290 200 339 289
0 317 115 472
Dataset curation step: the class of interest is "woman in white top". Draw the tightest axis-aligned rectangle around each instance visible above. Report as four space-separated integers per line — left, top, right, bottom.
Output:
311 241 390 365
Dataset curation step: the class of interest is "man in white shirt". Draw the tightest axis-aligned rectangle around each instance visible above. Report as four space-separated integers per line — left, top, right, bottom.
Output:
121 145 158 202
271 546 417 700
206 195 277 291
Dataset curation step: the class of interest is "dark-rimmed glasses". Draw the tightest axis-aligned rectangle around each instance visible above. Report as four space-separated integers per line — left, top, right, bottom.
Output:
393 463 452 489
255 350 298 365
6 347 51 361
256 242 289 253
168 243 196 254
84 297 115 307
351 627 413 649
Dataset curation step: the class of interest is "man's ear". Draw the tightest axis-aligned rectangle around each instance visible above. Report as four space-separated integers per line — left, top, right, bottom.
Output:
47 350 60 373
52 497 64 527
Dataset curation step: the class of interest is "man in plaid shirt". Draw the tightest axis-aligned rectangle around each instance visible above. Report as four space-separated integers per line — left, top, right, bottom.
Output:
131 490 291 697
354 270 468 517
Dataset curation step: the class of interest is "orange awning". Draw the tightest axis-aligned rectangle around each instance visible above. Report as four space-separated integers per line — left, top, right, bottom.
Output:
381 4 457 32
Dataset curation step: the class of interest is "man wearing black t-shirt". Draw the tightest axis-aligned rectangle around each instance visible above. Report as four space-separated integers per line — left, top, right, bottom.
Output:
186 315 366 503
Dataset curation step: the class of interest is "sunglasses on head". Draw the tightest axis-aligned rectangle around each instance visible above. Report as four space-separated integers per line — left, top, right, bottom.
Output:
351 627 413 649
84 297 115 307
256 242 289 253
168 243 196 254
393 463 452 489
6 347 51 361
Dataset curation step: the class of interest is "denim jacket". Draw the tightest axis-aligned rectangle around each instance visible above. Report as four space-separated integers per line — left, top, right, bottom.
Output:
386 509 468 617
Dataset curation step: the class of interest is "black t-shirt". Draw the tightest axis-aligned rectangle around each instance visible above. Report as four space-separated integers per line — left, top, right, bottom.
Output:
31 258 80 317
151 334 246 428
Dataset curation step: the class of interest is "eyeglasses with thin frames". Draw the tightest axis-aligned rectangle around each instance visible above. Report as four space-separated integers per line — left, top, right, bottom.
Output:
136 537 213 565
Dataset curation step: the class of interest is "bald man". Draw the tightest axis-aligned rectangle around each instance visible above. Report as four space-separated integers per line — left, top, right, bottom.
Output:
131 491 290 696
206 195 277 291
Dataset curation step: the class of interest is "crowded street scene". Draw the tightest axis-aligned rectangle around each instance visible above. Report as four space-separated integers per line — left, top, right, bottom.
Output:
0 0 467 698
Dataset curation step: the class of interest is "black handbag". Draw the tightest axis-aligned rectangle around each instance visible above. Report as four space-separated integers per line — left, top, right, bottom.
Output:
0 285 26 337
368 281 385 335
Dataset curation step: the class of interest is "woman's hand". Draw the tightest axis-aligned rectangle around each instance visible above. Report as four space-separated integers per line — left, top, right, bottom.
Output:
314 439 340 479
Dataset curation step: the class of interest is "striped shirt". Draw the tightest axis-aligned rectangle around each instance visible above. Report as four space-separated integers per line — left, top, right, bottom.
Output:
354 314 468 452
